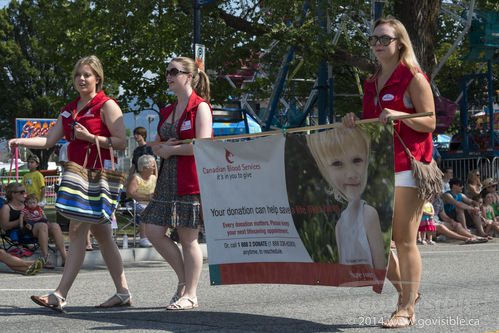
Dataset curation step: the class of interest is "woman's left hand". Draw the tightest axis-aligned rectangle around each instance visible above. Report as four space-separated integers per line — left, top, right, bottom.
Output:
73 122 93 141
153 138 178 159
378 108 400 124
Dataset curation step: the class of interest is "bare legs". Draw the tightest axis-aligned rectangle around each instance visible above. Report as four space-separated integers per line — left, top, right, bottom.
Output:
0 249 34 273
455 208 486 236
48 222 67 264
91 223 130 305
33 220 129 307
177 227 203 301
384 187 424 327
31 222 49 257
145 224 202 307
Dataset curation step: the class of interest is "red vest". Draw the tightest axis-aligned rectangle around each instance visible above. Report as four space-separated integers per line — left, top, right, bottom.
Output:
158 91 213 196
60 91 116 169
362 63 433 172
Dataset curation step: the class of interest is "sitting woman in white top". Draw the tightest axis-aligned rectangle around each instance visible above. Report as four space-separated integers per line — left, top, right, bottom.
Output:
307 126 385 269
126 154 157 247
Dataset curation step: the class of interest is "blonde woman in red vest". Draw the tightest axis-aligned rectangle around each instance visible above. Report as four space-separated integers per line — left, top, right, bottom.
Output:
343 17 435 328
141 57 212 310
9 55 131 313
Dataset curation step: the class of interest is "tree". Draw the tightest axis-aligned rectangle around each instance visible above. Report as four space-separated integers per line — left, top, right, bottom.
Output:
1 0 494 145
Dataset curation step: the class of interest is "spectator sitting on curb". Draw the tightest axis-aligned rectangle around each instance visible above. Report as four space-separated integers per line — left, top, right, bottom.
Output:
442 167 453 193
432 193 487 244
0 248 45 275
442 178 489 239
465 169 482 199
481 178 499 217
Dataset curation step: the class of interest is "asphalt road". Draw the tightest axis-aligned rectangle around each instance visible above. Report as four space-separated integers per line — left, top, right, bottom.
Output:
1 240 499 332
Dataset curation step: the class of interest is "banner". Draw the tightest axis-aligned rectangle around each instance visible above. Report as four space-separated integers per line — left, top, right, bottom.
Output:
195 43 205 72
15 118 66 144
194 123 394 292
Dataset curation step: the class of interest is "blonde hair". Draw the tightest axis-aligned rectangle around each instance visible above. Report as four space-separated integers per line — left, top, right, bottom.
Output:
73 55 104 92
170 57 210 102
306 127 371 203
467 169 481 185
373 17 421 74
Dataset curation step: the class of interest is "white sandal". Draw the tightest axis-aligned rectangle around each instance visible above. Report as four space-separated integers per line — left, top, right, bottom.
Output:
31 291 67 313
96 292 132 308
169 282 186 305
166 296 198 310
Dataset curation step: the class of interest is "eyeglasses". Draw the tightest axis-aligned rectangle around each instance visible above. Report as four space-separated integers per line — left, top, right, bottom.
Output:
166 68 190 77
14 190 25 194
369 35 397 46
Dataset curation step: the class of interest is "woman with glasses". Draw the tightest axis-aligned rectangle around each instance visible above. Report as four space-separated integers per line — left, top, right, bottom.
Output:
0 183 53 263
140 57 212 310
343 17 435 328
9 55 130 313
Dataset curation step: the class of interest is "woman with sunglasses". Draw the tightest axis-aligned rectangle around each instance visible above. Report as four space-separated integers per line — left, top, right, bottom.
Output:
0 182 53 264
9 55 130 313
140 57 212 310
343 17 435 328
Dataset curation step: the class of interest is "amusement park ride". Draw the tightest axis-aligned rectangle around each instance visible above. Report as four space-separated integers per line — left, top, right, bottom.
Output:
196 1 498 172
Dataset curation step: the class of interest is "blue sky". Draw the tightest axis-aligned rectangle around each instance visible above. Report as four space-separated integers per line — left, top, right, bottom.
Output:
123 109 160 142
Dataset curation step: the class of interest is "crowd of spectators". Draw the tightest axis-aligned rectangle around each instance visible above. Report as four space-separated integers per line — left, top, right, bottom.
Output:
0 126 159 274
418 166 499 245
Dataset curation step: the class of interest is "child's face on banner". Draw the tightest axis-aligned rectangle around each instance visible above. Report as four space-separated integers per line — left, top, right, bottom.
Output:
327 145 368 201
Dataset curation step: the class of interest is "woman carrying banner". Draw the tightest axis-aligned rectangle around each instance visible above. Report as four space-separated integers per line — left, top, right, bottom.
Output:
343 17 435 328
9 55 131 313
141 57 212 310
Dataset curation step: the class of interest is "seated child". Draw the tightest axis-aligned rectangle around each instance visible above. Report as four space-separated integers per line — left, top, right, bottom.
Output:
20 194 48 233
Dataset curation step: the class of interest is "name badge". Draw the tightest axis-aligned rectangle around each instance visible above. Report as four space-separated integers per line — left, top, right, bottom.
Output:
61 111 71 118
180 120 192 131
382 94 394 101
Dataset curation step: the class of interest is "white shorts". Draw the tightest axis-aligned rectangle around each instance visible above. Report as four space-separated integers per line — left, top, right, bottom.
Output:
395 170 418 188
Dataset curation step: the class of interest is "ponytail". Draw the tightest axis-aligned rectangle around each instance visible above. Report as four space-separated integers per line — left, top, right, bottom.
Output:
170 57 211 102
193 70 210 102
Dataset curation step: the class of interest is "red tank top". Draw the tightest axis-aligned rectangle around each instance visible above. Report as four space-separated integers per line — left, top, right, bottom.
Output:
362 63 433 172
60 91 117 169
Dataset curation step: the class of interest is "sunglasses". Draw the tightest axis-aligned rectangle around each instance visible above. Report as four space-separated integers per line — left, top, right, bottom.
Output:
166 68 190 77
14 190 25 194
369 35 397 46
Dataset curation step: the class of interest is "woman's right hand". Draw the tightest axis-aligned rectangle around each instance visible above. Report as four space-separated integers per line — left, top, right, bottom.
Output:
342 112 358 128
8 138 23 149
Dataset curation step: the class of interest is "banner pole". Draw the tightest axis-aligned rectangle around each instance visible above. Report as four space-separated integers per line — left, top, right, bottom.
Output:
147 112 433 145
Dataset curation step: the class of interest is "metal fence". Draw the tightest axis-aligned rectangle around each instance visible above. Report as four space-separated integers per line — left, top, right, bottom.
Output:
0 176 59 204
441 156 498 183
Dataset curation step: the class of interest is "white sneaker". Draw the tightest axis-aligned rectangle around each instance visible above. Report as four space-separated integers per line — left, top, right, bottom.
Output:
139 238 153 248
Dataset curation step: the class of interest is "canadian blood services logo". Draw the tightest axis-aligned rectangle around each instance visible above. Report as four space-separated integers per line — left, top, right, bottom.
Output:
225 148 234 164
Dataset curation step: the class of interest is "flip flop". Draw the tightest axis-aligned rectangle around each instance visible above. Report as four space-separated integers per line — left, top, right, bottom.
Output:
382 312 415 328
166 296 198 310
31 292 67 313
465 237 488 244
